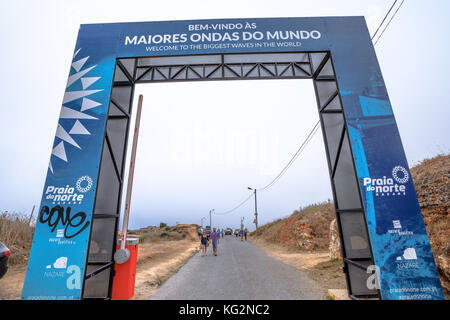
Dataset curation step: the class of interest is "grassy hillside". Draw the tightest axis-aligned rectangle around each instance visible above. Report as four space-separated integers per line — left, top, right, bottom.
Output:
411 154 449 293
252 201 335 251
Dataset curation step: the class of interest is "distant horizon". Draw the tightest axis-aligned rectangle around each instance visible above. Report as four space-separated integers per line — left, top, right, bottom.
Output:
1 150 448 232
129 199 334 229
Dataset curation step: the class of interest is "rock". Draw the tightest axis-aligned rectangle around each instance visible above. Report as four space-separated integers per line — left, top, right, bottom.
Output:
329 219 341 260
294 223 315 250
436 255 450 292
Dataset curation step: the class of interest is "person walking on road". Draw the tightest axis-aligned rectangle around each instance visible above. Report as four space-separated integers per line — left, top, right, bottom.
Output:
211 228 218 256
217 228 221 245
200 230 208 257
240 228 244 241
244 228 248 241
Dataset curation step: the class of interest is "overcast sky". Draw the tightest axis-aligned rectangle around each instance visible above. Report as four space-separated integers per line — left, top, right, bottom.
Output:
0 0 449 231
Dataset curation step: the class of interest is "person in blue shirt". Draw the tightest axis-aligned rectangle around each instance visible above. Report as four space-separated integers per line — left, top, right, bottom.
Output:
200 230 208 257
211 228 218 256
217 228 221 245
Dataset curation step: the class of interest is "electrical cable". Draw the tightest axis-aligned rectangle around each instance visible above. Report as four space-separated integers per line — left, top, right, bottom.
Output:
213 193 254 215
373 0 406 46
371 0 398 41
212 120 321 216
258 120 321 191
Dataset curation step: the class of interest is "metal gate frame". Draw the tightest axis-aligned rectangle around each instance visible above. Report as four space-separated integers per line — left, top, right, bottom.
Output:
22 17 444 301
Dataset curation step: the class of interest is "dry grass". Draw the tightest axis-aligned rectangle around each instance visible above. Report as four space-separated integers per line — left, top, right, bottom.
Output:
251 201 335 251
0 211 35 266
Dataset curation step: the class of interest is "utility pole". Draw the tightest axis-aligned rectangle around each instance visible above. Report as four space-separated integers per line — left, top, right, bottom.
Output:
254 189 258 230
248 187 258 230
209 209 214 227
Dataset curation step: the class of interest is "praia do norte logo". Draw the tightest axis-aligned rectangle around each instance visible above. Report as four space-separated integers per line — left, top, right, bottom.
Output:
363 165 409 197
40 176 92 240
45 176 93 205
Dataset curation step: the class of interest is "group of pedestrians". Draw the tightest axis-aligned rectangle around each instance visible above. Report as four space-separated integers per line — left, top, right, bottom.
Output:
200 226 248 257
234 228 248 240
240 228 248 241
200 227 220 257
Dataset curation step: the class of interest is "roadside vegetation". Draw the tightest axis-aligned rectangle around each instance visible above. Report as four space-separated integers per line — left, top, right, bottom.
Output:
251 153 449 298
0 211 34 266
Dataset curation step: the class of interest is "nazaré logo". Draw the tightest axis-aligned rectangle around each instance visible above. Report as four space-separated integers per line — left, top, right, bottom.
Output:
396 248 419 269
363 165 409 197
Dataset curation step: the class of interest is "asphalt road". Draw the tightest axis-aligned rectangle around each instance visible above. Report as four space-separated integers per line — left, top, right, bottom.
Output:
148 235 322 300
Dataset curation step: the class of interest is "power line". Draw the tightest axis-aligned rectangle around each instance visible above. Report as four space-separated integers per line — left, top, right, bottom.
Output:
257 120 321 192
371 0 398 41
373 0 406 46
213 193 254 215
213 118 321 215
213 121 320 215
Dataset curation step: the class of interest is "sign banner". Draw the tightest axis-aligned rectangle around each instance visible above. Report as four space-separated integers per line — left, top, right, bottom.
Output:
22 17 444 300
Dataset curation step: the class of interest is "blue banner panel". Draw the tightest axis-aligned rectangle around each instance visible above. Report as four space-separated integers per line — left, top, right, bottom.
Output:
22 17 443 300
21 29 117 300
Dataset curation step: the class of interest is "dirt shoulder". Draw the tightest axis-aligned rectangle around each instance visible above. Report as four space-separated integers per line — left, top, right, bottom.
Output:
134 238 199 299
249 237 346 299
0 225 200 300
0 264 27 300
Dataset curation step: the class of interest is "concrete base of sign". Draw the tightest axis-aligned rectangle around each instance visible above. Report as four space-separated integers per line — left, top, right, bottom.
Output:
327 289 350 300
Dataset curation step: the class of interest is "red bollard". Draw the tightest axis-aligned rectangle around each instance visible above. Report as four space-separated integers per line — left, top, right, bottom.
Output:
111 238 139 300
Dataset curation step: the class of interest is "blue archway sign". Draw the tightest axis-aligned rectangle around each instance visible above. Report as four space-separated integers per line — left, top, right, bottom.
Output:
22 17 444 300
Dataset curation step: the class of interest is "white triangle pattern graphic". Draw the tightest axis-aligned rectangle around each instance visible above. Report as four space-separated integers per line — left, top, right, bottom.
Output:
56 124 81 149
72 56 89 72
52 141 67 162
63 89 103 104
66 65 96 88
69 120 91 135
73 48 81 59
81 77 101 90
60 107 98 120
51 49 102 174
81 98 101 112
